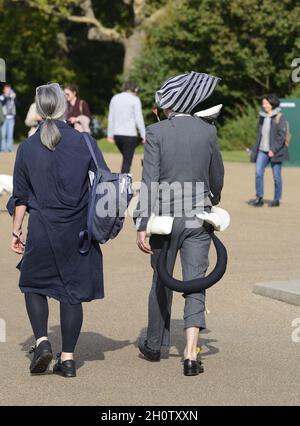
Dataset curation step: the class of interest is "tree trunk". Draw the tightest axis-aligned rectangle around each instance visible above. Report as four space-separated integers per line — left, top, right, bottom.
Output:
122 29 147 78
20 0 169 79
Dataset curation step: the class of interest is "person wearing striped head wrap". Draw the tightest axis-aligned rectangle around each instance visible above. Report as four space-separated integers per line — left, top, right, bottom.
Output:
134 71 224 376
155 71 220 114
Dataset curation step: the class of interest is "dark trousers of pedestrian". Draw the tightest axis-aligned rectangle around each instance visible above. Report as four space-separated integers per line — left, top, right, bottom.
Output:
256 150 283 201
145 217 211 352
24 292 83 353
114 135 138 173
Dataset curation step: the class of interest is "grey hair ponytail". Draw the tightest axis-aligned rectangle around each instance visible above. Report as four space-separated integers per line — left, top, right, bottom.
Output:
35 83 67 151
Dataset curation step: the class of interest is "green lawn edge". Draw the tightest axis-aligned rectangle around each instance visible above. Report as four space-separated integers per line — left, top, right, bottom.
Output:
98 139 249 163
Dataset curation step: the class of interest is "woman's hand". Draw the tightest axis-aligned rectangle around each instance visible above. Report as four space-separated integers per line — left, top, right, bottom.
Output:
136 231 153 254
11 232 25 255
69 116 78 124
107 137 115 144
268 150 274 158
11 206 27 254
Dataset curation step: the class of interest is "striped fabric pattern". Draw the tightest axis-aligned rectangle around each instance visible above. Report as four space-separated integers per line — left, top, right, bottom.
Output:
155 71 220 113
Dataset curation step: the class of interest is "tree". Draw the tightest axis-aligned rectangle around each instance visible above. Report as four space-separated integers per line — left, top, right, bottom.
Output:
130 0 300 121
11 0 170 76
0 0 76 137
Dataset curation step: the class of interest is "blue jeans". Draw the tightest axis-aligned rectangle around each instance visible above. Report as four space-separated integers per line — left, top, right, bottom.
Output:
256 150 282 201
1 118 15 152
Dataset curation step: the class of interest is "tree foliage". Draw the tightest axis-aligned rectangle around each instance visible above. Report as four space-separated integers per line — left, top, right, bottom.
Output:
0 0 75 135
130 0 300 124
12 0 169 75
218 105 259 151
1 0 300 147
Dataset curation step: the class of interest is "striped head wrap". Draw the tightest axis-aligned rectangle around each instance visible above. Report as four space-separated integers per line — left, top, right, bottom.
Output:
155 71 221 114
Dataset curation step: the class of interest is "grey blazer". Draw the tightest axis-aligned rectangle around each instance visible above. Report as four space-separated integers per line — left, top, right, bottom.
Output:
134 115 224 231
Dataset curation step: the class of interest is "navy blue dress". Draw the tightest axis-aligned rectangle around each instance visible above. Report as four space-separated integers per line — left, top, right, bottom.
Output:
7 121 109 304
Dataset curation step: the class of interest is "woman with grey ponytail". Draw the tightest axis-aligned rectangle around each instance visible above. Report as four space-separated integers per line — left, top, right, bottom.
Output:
35 83 67 151
7 82 109 378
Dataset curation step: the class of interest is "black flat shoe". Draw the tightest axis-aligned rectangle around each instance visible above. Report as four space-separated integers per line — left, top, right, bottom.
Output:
53 353 76 378
29 340 53 375
138 340 161 362
251 197 264 207
183 359 204 376
197 359 204 374
268 200 280 207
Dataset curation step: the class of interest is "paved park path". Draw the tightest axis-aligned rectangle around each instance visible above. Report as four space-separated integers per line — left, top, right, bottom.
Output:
1 149 300 406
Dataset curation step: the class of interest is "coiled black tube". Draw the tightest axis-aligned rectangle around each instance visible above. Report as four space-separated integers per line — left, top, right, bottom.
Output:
156 228 227 294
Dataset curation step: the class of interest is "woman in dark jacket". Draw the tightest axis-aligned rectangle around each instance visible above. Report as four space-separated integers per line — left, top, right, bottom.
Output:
7 83 109 378
250 94 288 207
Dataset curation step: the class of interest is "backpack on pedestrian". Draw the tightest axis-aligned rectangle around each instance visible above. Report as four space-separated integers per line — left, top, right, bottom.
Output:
276 113 291 146
79 133 133 254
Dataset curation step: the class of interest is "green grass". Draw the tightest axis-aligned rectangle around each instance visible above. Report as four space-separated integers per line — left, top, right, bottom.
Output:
220 150 249 163
98 139 144 154
16 137 248 163
98 139 249 163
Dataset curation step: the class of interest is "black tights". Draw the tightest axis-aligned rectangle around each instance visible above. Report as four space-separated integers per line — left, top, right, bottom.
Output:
25 293 83 353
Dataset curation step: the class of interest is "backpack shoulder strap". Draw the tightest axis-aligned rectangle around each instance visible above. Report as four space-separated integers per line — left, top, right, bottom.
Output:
82 132 101 173
79 133 100 255
275 112 282 125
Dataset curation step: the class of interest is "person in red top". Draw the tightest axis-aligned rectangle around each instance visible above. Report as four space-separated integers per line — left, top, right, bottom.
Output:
64 84 92 133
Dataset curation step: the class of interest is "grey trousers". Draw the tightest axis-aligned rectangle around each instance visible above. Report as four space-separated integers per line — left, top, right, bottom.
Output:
146 218 211 351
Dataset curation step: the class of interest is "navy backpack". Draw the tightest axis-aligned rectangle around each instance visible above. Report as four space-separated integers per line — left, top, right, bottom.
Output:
79 133 133 254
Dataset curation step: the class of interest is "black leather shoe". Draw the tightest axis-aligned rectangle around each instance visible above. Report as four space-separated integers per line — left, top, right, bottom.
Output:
251 197 264 207
29 340 53 374
53 353 76 378
197 359 204 374
138 340 161 362
269 200 280 207
183 359 204 376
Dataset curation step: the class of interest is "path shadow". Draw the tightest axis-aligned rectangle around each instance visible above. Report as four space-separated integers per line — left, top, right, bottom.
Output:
246 198 273 206
20 325 132 370
136 319 219 361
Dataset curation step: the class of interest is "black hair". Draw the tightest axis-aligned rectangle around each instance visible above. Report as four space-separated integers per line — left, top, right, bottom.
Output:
64 84 80 98
124 80 139 93
262 94 280 110
1 83 11 90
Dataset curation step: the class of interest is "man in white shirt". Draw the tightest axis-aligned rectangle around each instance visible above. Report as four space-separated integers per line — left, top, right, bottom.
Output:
107 81 146 173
